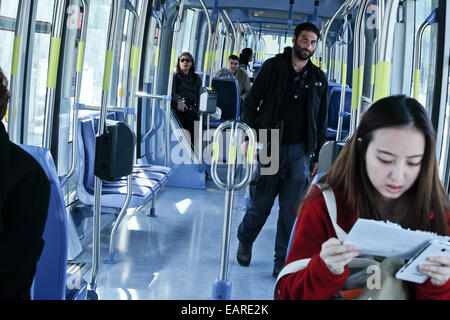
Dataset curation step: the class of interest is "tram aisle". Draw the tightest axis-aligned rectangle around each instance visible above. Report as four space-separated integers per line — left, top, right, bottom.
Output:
72 182 278 300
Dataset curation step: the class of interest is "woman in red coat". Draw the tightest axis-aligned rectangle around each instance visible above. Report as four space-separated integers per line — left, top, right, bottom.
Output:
276 95 450 300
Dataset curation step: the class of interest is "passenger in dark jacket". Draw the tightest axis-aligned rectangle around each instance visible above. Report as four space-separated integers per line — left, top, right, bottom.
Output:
0 68 50 299
171 52 202 150
236 23 328 278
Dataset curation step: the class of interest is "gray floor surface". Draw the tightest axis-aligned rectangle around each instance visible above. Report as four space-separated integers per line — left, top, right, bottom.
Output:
73 182 280 300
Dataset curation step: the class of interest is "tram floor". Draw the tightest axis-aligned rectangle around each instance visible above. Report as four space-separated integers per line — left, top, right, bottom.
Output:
73 183 279 300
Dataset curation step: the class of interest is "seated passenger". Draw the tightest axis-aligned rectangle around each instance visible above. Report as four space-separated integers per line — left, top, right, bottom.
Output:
239 48 254 80
0 68 50 299
214 55 251 99
276 95 450 300
171 52 202 150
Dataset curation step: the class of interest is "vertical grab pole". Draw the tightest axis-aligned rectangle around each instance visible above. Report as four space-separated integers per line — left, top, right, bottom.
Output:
8 0 32 144
199 0 212 163
413 9 438 100
165 0 184 166
87 0 120 301
66 0 89 181
146 11 163 139
210 121 255 300
321 0 350 75
222 10 237 56
42 0 67 150
373 0 400 102
350 0 370 135
336 16 349 141
104 0 149 265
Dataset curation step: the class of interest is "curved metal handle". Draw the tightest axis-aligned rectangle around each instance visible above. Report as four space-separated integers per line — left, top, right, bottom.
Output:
210 120 256 192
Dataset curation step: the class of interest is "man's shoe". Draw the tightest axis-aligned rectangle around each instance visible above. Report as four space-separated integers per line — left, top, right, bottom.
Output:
236 242 252 266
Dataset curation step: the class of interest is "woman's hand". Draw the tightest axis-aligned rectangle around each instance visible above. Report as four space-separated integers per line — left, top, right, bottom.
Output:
177 99 188 112
319 238 359 275
418 256 450 286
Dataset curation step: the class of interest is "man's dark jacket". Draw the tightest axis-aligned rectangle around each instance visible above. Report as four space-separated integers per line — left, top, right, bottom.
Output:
241 47 328 162
0 122 50 299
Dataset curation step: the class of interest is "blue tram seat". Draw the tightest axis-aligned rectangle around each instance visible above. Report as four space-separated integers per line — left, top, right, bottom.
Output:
209 77 240 128
20 145 87 300
196 71 210 87
327 82 343 100
326 87 352 140
77 116 171 209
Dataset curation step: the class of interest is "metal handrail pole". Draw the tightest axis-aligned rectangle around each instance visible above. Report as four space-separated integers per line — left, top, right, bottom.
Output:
66 0 89 180
210 119 255 299
336 15 349 141
8 0 31 143
222 10 237 55
165 0 184 166
89 0 120 298
42 0 67 150
105 0 149 265
321 0 351 73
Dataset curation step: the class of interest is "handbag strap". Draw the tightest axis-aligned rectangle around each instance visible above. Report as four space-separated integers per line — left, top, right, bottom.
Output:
274 185 348 296
320 185 348 242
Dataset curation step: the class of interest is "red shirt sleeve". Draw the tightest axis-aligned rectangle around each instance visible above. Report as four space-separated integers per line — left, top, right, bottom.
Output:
277 186 349 299
414 210 450 300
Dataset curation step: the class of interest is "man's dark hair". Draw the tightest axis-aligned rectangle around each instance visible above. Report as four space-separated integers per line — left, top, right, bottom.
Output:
0 68 10 120
294 22 320 39
228 54 239 61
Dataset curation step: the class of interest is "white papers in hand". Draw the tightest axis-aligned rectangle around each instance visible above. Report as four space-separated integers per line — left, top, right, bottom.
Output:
343 219 449 259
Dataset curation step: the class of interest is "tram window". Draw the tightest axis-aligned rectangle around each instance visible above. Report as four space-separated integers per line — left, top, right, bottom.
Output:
439 70 450 186
177 9 196 55
79 0 111 107
413 0 438 113
0 1 19 80
24 0 54 146
262 34 291 60
0 1 19 129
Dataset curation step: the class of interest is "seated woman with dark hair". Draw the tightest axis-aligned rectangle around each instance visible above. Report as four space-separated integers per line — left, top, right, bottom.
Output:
0 68 50 299
171 52 202 150
275 95 450 300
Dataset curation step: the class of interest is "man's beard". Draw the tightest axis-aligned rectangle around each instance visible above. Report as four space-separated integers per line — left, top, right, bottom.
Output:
293 42 314 61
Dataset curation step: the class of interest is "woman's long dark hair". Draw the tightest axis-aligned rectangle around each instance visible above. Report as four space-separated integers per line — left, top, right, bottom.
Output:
175 52 196 75
310 95 448 235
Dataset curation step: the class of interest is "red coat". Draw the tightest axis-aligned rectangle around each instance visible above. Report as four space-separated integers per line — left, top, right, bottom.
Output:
277 185 450 300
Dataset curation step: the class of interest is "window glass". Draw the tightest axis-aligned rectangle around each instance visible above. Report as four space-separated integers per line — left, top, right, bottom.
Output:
0 1 19 78
0 1 20 128
24 0 54 146
262 34 291 60
79 0 111 106
439 69 450 186
414 0 438 113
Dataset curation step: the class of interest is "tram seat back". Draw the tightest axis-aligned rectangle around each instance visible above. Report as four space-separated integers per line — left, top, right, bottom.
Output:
76 115 167 209
19 145 68 300
196 71 211 87
210 77 240 127
327 82 346 100
326 87 352 140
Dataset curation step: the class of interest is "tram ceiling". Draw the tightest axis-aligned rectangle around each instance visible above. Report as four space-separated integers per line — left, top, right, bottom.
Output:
182 0 347 35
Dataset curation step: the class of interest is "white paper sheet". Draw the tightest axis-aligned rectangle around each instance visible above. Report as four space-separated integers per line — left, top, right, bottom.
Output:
343 219 450 259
